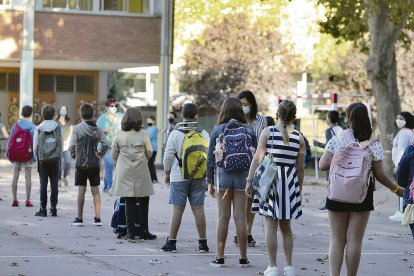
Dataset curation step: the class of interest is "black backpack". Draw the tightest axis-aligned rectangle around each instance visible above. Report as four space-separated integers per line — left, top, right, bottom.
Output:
75 135 100 169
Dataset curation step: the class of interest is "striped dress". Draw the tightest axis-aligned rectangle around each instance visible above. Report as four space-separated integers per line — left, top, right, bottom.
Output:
251 127 302 219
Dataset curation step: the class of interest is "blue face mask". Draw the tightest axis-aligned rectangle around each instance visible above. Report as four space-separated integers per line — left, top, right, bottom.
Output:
242 106 250 115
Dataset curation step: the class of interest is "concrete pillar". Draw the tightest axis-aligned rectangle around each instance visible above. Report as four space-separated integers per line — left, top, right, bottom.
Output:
19 0 35 113
98 71 109 103
156 0 173 166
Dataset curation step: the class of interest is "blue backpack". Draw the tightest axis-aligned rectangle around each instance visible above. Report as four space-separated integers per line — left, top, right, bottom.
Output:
217 119 254 172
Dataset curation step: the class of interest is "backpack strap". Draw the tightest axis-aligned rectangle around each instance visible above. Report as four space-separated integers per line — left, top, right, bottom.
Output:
342 129 355 145
361 135 378 149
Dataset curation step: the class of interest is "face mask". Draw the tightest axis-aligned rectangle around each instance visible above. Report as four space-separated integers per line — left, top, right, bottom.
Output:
109 107 117 114
242 106 250 115
168 118 175 124
396 119 406 129
59 110 67 116
147 123 153 127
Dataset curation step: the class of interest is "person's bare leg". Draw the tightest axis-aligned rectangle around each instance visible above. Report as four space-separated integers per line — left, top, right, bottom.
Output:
265 216 278 267
191 205 206 239
216 190 232 258
24 167 32 200
246 196 255 234
11 167 20 201
77 186 87 218
345 211 370 276
328 211 349 276
91 186 101 218
169 205 185 239
279 219 293 266
233 190 248 259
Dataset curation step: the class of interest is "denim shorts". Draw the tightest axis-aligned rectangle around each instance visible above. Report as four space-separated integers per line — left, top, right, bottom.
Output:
215 168 249 192
169 180 207 206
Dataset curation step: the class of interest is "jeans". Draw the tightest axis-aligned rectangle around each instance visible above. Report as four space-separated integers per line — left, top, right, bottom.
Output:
125 196 150 236
403 188 414 240
148 151 158 181
59 150 72 179
103 149 113 191
38 161 59 209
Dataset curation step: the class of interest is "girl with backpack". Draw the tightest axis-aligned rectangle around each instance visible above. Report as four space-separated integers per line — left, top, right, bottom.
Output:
245 100 305 276
207 97 257 268
318 103 405 276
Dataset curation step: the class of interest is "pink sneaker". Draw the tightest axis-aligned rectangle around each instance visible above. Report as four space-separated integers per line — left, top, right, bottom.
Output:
12 200 19 207
25 200 33 207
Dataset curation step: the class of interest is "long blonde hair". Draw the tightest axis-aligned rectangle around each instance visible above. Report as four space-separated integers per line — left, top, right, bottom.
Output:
277 100 297 145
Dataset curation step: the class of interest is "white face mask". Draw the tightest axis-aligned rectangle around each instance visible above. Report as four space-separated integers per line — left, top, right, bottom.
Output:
109 107 117 114
59 110 67 116
242 106 250 115
396 119 406 129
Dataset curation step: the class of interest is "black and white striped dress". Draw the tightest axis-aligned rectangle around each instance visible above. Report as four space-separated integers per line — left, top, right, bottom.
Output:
251 127 302 219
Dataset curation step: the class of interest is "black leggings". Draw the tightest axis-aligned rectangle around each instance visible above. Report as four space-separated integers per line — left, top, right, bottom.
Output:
125 196 150 235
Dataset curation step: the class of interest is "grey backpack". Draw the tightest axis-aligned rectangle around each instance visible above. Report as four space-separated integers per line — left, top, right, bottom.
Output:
37 127 62 163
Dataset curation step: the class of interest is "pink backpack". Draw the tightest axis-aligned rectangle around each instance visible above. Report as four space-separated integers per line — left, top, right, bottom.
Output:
328 129 377 204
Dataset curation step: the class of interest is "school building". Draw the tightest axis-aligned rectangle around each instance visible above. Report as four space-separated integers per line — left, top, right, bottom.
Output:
0 0 161 127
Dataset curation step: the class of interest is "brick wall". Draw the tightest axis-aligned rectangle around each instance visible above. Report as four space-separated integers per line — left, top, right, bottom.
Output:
0 11 161 64
34 12 161 64
0 11 23 59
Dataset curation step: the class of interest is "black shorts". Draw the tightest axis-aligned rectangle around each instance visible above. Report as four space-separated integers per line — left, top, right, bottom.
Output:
75 168 100 187
326 181 374 212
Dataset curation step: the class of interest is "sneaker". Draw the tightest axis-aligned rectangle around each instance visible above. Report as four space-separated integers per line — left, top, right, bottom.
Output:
139 230 157 240
49 207 57 217
389 211 403 222
283 266 295 276
233 235 238 246
248 234 256 247
264 265 279 276
34 208 47 217
93 217 102 226
198 240 209 253
318 206 327 212
12 200 19 207
70 217 83 226
62 178 68 187
239 258 251 268
160 237 177 253
25 200 33 207
210 257 225 268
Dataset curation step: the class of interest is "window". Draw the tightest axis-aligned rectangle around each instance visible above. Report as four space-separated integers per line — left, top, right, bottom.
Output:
8 73 19 91
101 0 149 13
0 0 10 5
43 0 93 10
76 75 93 93
56 75 74 92
0 73 6 90
39 74 55 93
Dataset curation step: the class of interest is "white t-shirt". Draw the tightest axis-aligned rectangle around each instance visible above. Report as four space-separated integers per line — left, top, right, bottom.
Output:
392 128 414 166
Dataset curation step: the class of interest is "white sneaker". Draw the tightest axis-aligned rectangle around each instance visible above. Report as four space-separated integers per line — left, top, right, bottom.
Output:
389 211 403 222
284 266 295 276
264 265 278 276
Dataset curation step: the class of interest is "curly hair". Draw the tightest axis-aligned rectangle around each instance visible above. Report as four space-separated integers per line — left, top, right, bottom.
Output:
277 100 297 145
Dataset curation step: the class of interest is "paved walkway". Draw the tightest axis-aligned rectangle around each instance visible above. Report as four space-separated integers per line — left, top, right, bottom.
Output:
0 161 413 275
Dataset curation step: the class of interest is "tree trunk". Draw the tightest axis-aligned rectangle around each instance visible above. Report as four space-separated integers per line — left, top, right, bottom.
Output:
365 3 402 177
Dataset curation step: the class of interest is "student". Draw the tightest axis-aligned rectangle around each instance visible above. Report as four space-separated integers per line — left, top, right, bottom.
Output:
0 111 10 154
6 105 36 207
319 103 404 276
69 103 109 226
396 144 414 240
145 115 158 183
161 103 209 253
237 90 267 247
314 110 343 211
111 107 156 242
207 97 257 268
33 105 63 217
390 111 414 221
96 99 125 192
246 100 305 276
56 105 73 187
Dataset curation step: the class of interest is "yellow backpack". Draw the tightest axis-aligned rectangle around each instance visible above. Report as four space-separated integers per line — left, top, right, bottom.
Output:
175 127 208 180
